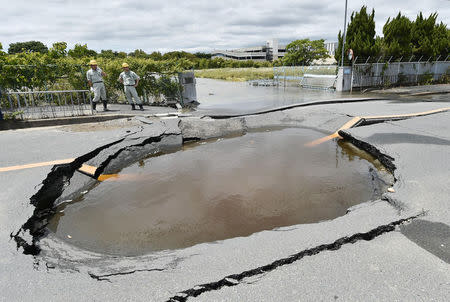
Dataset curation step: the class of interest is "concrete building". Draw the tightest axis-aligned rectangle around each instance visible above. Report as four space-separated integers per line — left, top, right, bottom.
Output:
212 39 286 62
324 42 338 57
212 39 338 62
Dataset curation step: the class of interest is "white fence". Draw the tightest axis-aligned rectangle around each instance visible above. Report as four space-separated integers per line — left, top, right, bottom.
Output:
273 66 336 87
3 90 93 120
352 59 450 88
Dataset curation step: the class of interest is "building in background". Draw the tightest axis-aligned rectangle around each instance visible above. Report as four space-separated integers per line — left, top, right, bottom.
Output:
324 42 338 57
212 39 286 62
212 39 338 62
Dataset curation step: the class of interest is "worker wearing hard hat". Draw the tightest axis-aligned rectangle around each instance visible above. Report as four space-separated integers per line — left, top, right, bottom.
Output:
86 60 108 111
118 63 144 111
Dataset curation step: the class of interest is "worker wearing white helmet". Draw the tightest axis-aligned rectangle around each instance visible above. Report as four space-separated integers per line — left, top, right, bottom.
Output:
86 59 108 111
118 63 143 111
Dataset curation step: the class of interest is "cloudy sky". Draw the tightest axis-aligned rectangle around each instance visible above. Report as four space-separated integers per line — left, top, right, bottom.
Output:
2 0 449 53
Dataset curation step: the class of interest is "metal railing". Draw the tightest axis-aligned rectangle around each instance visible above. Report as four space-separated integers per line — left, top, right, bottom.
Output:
273 65 337 87
2 90 93 120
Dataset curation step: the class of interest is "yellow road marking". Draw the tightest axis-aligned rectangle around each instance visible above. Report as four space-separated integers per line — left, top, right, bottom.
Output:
361 107 450 119
305 133 341 147
0 158 75 172
2 108 449 172
78 164 97 176
306 116 361 147
306 107 450 147
97 174 119 181
97 173 146 181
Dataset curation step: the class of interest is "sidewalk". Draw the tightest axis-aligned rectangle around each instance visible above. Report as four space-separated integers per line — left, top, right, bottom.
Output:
0 103 179 131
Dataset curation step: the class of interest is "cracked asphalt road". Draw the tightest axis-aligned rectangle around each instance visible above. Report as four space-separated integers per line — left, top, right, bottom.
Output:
1 95 449 301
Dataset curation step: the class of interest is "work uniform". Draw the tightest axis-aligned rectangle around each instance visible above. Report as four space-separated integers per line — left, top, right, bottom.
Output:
118 70 142 105
86 67 107 103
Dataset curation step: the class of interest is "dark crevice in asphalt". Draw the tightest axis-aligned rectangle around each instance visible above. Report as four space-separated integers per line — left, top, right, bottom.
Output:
337 130 404 212
11 137 128 255
205 98 387 119
92 129 171 179
166 214 424 302
89 268 166 282
11 126 177 257
338 130 396 174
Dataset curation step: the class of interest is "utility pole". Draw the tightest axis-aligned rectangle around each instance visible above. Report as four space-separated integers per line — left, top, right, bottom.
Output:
341 0 348 67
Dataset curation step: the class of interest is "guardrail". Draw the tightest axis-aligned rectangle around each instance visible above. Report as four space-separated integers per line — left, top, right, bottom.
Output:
2 90 93 120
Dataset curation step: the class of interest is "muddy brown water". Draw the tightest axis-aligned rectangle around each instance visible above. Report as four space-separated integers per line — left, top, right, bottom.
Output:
48 128 391 256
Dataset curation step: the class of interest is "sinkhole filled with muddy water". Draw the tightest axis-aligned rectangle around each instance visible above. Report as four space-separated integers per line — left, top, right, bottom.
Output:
48 128 392 256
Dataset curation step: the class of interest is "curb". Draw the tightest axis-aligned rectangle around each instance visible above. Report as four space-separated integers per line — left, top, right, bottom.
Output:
0 114 131 131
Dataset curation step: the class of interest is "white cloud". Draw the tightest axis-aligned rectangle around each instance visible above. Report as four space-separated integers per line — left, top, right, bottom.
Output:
2 0 449 53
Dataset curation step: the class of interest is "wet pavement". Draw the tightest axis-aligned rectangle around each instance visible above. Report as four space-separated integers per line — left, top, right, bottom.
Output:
0 81 449 301
48 129 389 256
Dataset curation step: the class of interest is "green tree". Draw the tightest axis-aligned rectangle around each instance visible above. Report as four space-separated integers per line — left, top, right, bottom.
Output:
99 49 116 59
8 41 49 54
336 6 378 63
117 52 127 59
48 42 68 58
149 51 163 60
411 13 449 58
68 43 97 58
194 52 212 59
282 39 329 66
128 49 149 58
162 51 197 61
383 13 412 58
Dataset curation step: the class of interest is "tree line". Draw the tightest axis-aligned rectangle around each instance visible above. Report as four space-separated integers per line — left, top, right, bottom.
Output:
2 41 272 69
0 41 275 105
335 7 449 64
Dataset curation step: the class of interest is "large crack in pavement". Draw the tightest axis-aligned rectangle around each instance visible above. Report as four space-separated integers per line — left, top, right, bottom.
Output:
89 268 166 282
205 98 387 119
338 130 396 174
11 122 180 256
167 214 424 302
11 137 128 255
337 130 408 212
92 130 170 179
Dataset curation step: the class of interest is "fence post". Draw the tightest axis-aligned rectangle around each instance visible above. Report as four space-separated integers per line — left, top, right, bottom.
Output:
434 56 441 80
416 56 423 84
376 57 381 86
350 57 357 92
7 93 13 111
397 57 402 84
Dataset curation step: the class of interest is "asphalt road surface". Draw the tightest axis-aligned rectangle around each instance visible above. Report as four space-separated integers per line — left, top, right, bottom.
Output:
0 91 449 301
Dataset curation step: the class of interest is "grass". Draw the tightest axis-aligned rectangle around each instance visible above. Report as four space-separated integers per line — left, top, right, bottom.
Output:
195 67 274 82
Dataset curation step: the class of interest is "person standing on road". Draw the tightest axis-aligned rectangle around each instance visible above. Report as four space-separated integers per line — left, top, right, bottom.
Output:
118 63 144 111
86 60 108 111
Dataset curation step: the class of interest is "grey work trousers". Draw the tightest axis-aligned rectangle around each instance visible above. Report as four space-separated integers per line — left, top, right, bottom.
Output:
92 82 107 103
124 86 142 105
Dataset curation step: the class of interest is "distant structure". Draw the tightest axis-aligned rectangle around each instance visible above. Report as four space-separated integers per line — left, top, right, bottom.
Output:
324 42 338 57
212 39 286 62
212 39 338 62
